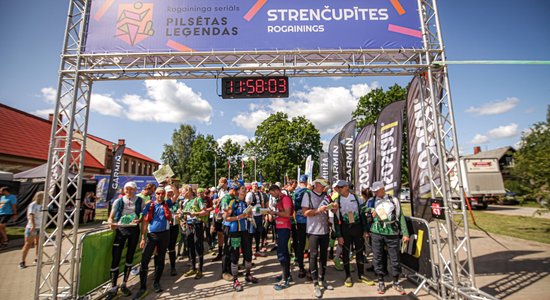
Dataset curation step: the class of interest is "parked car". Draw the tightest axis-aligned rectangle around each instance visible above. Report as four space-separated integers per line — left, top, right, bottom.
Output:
399 188 411 202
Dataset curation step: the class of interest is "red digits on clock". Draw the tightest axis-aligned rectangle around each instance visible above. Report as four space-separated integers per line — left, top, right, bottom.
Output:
278 78 287 94
255 79 265 94
246 79 255 94
267 79 277 93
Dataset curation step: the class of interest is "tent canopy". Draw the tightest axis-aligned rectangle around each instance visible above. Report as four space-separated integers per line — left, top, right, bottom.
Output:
14 164 76 180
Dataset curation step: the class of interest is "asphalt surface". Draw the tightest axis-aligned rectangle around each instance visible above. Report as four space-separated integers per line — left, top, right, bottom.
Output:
484 205 550 219
1 222 549 300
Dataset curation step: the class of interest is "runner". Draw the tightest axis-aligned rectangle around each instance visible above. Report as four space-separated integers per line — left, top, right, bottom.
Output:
137 183 155 204
292 175 310 278
212 178 228 263
366 181 410 295
105 181 144 299
19 191 44 269
0 186 17 248
181 186 208 279
134 187 173 299
333 180 374 287
245 181 266 258
302 178 335 298
225 184 258 291
268 184 294 291
218 178 234 281
165 185 180 276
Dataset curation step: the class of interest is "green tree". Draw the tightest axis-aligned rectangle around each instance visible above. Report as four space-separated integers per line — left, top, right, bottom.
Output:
218 139 243 181
188 134 218 187
352 84 409 185
352 84 407 130
513 105 550 208
250 112 322 182
161 124 196 182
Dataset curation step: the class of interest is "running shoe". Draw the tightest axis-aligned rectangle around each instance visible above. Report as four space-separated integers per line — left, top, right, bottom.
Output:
153 282 163 293
314 284 322 298
222 273 234 281
184 269 197 277
233 279 243 292
273 278 289 291
120 284 132 297
194 271 203 280
170 267 177 276
358 275 375 286
393 282 406 295
19 262 27 269
377 281 386 294
245 274 259 283
344 277 353 287
320 279 334 290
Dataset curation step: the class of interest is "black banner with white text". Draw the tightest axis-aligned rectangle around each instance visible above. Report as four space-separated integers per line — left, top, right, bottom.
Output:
354 124 376 195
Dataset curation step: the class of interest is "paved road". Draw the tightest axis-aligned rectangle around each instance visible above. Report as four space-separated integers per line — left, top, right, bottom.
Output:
485 205 550 219
1 225 549 299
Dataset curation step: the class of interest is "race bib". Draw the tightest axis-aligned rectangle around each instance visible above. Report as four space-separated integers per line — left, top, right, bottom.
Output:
231 237 241 249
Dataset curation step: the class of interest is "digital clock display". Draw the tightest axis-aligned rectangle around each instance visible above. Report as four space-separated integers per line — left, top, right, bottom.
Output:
221 76 289 99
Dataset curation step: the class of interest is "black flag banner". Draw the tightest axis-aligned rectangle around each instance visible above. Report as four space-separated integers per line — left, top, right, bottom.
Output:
375 100 406 197
354 124 376 195
407 74 442 220
319 152 329 180
107 143 125 214
338 119 356 184
328 133 340 184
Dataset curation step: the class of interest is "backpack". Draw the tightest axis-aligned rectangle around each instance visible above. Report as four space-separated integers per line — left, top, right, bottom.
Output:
305 191 327 209
114 196 143 222
144 201 172 223
293 188 309 210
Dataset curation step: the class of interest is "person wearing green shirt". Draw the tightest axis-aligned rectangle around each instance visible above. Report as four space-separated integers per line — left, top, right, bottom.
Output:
365 181 409 295
179 186 208 279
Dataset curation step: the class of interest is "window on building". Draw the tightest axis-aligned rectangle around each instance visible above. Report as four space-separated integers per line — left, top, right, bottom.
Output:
124 159 129 173
131 160 136 174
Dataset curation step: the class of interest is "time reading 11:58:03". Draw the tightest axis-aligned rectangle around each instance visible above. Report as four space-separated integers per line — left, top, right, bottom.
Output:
221 76 289 99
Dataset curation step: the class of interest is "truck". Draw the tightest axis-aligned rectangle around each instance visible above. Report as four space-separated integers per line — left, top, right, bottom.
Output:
452 157 506 209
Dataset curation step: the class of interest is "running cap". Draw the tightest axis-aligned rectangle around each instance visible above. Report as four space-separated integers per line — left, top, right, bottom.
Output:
371 181 385 192
124 181 137 190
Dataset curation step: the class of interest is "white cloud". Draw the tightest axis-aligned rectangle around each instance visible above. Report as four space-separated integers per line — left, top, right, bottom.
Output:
232 82 377 134
466 97 519 115
217 134 249 146
41 87 57 103
321 140 329 152
123 80 212 123
32 109 54 118
90 93 124 117
232 109 272 132
488 123 519 139
38 81 213 123
219 110 225 117
470 134 489 144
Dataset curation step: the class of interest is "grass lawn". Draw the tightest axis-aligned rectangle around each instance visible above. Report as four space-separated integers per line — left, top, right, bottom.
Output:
401 202 550 244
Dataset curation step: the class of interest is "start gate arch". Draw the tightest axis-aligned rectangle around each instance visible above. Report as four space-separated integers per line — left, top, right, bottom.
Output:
36 1 494 299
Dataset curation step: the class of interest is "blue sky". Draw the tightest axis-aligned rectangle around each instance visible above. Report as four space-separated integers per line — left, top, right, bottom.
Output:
0 1 549 163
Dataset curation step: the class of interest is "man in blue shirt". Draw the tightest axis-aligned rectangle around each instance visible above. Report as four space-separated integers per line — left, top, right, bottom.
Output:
0 186 17 247
134 187 173 299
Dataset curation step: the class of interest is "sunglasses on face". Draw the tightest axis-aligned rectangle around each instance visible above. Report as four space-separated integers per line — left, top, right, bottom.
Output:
156 192 165 195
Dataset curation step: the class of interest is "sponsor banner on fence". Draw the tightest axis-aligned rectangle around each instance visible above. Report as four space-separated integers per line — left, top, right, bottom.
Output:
328 133 340 184
375 100 405 197
354 124 376 195
339 119 356 184
86 0 422 53
319 152 329 180
406 75 441 220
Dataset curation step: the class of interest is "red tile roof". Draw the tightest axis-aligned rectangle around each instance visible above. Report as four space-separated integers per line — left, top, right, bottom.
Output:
87 135 159 164
0 103 104 170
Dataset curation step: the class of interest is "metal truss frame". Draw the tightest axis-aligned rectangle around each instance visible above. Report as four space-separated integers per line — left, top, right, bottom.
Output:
35 0 493 299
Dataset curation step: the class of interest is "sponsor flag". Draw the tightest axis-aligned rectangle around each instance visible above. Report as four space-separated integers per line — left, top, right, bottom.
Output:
107 143 125 214
407 75 442 220
375 100 406 197
339 120 356 184
354 124 376 195
328 133 340 184
305 155 313 184
319 152 329 180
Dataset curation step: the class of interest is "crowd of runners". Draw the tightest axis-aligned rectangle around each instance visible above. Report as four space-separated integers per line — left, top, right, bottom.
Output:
103 175 410 299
